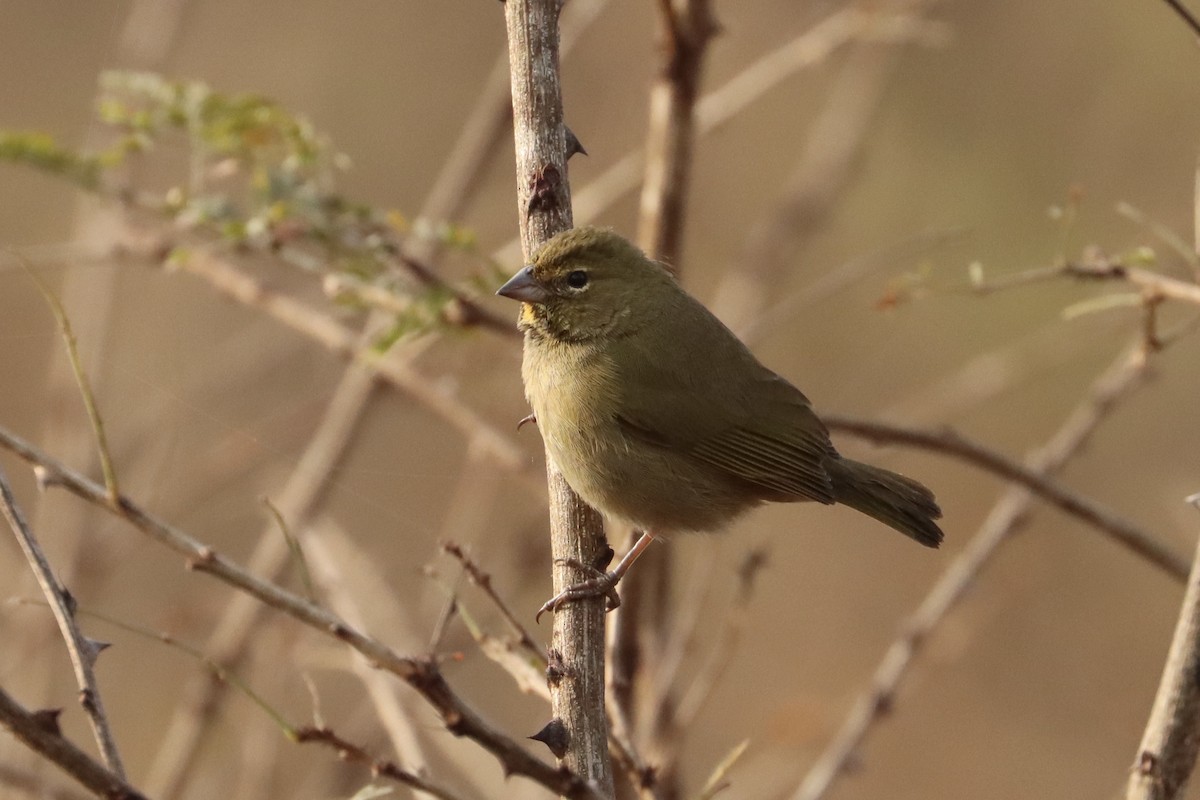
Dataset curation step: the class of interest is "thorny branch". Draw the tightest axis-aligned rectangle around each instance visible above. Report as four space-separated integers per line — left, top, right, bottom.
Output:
504 0 614 796
0 425 606 800
0 684 146 800
0 466 126 778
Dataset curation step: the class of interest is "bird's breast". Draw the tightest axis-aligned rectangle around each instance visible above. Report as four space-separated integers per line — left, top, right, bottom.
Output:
521 337 631 498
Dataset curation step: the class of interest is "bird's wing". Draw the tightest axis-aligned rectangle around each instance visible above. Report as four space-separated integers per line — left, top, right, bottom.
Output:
611 294 836 504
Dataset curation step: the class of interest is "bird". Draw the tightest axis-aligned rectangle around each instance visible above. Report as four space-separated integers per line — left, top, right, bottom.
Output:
496 227 942 618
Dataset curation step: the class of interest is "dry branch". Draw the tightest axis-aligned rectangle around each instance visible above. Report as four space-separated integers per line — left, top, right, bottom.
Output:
823 415 1188 581
504 0 614 796
0 466 126 778
791 340 1160 800
970 250 1200 307
1124 496 1200 800
0 684 146 800
0 425 605 800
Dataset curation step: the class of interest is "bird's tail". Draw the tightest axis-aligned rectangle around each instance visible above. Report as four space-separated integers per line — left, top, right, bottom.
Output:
827 458 943 548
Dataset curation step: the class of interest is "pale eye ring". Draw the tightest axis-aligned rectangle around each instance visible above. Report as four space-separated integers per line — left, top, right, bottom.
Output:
566 270 589 289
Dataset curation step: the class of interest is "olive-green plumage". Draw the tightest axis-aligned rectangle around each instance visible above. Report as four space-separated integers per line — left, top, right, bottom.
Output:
498 227 942 548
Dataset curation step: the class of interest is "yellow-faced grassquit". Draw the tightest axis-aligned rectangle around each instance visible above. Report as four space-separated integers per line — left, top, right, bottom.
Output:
498 227 942 615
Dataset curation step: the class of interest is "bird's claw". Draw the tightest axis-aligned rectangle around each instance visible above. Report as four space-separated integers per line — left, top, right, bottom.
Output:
535 559 622 623
517 414 537 431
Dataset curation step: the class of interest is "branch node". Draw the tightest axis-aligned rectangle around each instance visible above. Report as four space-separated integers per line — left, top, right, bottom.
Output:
526 163 564 217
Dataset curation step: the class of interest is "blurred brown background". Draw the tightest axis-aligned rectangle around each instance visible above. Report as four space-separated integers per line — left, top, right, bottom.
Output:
2 1 1200 798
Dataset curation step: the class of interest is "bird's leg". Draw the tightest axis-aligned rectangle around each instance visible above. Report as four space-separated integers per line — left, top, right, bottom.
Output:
535 530 656 623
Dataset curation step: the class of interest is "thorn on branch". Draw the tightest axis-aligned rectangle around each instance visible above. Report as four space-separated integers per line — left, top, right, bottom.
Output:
529 717 570 758
31 708 63 736
565 125 588 159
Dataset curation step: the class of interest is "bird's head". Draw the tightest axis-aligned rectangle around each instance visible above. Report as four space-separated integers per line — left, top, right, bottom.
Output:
496 227 675 342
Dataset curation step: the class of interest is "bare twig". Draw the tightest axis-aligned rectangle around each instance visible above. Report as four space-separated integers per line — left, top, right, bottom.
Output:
18 262 119 502
1156 0 1200 40
442 541 546 662
970 250 1200 307
504 1 614 797
1124 495 1200 800
823 415 1189 581
0 426 605 800
0 466 126 778
635 0 717 267
0 684 145 800
292 725 471 800
791 339 1160 800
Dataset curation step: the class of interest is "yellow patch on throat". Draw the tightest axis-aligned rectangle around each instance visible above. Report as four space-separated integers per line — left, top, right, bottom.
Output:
519 302 540 328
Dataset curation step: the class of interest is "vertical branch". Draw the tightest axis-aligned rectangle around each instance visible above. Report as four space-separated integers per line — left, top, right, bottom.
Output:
635 0 718 268
504 1 614 796
1124 496 1200 800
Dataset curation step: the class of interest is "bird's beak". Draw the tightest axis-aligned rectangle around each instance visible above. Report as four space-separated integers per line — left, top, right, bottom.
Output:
496 266 550 304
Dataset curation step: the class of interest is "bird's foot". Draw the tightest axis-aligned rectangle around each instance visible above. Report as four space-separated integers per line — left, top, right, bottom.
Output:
517 413 537 431
535 558 621 623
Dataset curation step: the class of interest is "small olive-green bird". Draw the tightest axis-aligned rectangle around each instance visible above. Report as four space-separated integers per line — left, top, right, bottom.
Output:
498 227 942 614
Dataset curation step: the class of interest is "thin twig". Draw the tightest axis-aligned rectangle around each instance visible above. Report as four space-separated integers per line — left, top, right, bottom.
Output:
791 339 1160 800
970 250 1200 307
1125 495 1200 800
0 426 606 800
442 541 546 662
1157 0 1200 39
17 261 119 503
822 415 1189 581
0 684 146 800
293 725 472 800
0 466 126 778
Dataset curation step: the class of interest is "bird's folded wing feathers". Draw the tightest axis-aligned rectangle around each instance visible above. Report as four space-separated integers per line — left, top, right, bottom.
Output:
610 305 837 504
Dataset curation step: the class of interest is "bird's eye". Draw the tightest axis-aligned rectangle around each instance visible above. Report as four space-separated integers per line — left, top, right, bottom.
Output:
566 270 589 289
